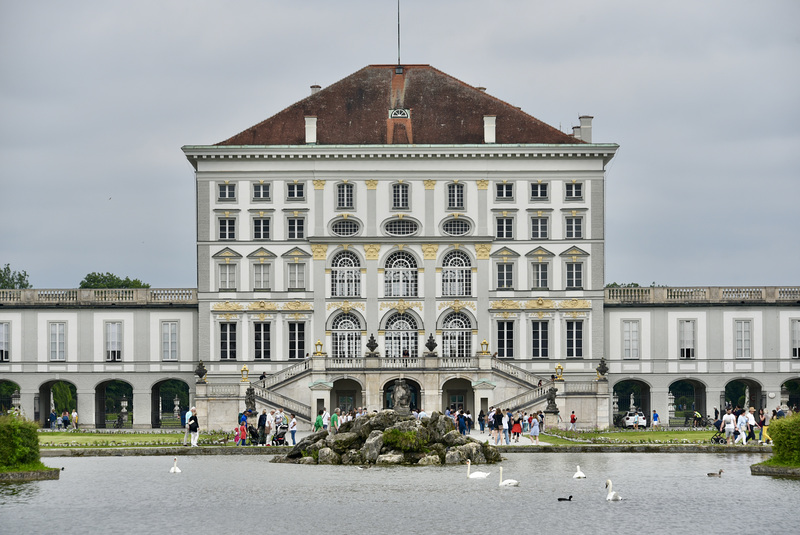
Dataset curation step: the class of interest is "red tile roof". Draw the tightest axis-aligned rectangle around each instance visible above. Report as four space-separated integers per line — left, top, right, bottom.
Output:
217 65 581 146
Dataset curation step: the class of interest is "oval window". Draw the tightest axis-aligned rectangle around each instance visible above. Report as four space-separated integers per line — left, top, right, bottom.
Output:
385 219 419 236
442 219 471 236
331 220 360 237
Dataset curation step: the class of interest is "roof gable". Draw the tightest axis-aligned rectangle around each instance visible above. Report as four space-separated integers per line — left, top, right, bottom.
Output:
218 65 581 146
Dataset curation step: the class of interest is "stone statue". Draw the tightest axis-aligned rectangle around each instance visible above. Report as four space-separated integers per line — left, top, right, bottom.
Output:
545 386 559 412
392 379 411 416
595 357 608 379
630 392 635 411
245 386 256 412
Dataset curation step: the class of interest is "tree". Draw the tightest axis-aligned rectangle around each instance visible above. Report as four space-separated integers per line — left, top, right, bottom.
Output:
79 272 150 289
604 282 641 288
0 264 32 289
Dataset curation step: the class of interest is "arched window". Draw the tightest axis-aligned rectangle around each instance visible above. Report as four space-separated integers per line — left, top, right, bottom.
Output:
385 314 418 358
442 250 472 297
331 313 361 358
331 251 361 297
384 251 418 297
442 312 472 358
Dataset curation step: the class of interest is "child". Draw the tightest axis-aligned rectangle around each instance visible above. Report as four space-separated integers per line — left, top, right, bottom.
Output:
234 426 241 446
239 422 248 446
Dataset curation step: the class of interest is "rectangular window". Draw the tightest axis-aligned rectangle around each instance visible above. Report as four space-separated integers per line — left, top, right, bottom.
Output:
495 217 513 239
253 183 270 201
531 217 548 239
288 263 306 291
532 263 548 290
0 323 9 362
566 320 583 358
495 183 513 200
566 217 583 239
287 217 305 239
253 218 270 240
565 182 583 200
735 320 751 359
218 183 236 200
105 322 122 362
497 263 513 289
623 320 640 360
679 320 695 359
792 319 800 358
531 320 548 358
219 264 236 291
566 263 583 289
497 321 514 358
219 218 236 240
220 323 236 360
530 182 548 200
50 322 66 361
253 263 270 290
288 322 305 359
392 183 409 209
287 183 305 200
447 183 464 209
161 321 178 361
254 322 271 360
337 183 354 209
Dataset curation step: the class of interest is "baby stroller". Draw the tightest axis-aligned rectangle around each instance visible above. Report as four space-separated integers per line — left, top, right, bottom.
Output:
709 419 726 444
247 425 259 446
272 424 288 446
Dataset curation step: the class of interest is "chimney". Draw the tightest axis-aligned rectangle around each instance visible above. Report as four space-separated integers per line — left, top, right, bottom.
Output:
304 116 317 144
579 115 593 143
310 85 321 95
572 125 582 141
484 115 496 144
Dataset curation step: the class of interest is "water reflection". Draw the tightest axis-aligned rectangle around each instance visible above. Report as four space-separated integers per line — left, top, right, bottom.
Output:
0 453 796 535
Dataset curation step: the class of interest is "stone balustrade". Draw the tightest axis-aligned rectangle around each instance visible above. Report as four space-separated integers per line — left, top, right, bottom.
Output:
0 288 197 306
605 286 800 305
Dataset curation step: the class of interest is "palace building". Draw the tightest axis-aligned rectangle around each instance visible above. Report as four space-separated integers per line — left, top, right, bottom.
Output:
2 65 798 429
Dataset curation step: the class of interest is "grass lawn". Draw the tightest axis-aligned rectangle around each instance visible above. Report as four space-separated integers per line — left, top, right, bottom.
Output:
545 429 718 444
39 431 231 448
0 461 58 474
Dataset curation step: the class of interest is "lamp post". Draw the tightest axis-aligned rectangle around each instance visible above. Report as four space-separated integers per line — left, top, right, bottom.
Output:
120 395 128 427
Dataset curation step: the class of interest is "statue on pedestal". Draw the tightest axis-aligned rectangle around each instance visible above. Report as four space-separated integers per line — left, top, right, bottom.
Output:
392 379 411 416
545 386 559 412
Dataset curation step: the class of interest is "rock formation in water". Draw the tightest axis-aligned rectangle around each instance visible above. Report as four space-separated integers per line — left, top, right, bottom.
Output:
272 410 501 466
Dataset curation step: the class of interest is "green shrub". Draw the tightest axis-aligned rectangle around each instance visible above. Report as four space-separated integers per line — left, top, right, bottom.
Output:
768 412 800 465
382 428 424 452
0 413 41 468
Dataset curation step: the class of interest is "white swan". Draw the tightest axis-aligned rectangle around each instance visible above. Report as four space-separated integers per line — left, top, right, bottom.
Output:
499 466 519 487
605 479 621 501
573 465 586 479
170 457 181 473
466 460 490 479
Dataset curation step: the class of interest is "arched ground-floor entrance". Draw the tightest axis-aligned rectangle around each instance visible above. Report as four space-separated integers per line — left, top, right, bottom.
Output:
331 377 364 413
383 378 421 411
0 379 20 413
724 378 763 411
441 377 473 414
612 379 651 426
151 378 191 428
781 378 800 412
95 380 133 429
38 380 78 428
669 379 708 426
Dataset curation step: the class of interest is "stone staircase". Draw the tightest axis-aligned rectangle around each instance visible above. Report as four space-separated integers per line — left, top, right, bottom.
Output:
491 358 551 412
251 359 313 422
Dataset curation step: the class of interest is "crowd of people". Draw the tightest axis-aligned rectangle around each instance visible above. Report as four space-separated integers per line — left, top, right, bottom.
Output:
717 404 792 446
47 408 78 431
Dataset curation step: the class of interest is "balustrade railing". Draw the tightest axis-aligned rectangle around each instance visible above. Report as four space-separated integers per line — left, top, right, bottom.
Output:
605 286 800 304
259 359 310 389
380 357 420 369
207 384 239 396
0 288 197 305
491 358 545 387
494 383 550 411
329 357 367 369
439 356 476 368
251 385 311 420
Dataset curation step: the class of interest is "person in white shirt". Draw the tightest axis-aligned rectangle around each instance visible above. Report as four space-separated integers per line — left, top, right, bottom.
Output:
266 410 276 444
721 407 737 445
734 411 749 445
746 407 758 442
183 408 192 446
322 408 330 429
417 409 427 419
288 414 297 445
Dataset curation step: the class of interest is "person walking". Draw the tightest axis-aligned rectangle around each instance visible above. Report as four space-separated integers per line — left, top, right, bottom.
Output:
313 410 324 432
257 409 267 446
652 409 660 430
633 411 640 430
183 407 192 446
331 408 340 434
493 408 503 445
511 412 522 443
569 411 577 431
721 407 736 445
71 409 78 430
289 414 297 445
478 410 485 433
61 411 70 431
746 407 758 442
266 409 276 444
322 407 330 430
734 409 749 445
188 407 199 447
49 409 57 430
502 409 511 445
528 414 540 445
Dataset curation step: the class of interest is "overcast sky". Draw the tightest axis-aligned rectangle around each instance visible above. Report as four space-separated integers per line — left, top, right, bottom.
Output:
1 1 798 289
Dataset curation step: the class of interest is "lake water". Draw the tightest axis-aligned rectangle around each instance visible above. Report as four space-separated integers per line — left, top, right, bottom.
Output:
1 452 797 535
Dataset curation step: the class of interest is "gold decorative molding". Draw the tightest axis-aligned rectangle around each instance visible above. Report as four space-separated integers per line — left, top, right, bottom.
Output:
254 313 272 321
249 301 279 311
219 313 238 320
313 179 326 190
380 299 422 315
310 244 328 260
212 301 242 311
438 300 477 313
421 243 439 260
565 311 586 318
490 299 520 310
525 298 556 309
475 243 492 259
326 301 366 314
283 301 313 311
476 180 489 190
289 313 308 320
423 180 436 190
558 299 591 309
365 180 378 190
364 244 381 260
